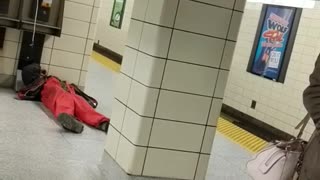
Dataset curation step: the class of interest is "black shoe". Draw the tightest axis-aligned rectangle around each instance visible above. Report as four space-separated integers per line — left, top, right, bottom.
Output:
98 122 109 134
57 113 84 133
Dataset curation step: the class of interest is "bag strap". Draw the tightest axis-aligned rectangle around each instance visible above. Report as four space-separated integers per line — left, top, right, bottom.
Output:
70 83 98 108
295 114 310 139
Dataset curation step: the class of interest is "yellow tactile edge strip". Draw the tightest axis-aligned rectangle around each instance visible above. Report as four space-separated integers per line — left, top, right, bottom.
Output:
91 51 121 73
217 117 268 153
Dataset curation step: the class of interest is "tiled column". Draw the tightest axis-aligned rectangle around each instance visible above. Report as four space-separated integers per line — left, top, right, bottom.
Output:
105 0 246 179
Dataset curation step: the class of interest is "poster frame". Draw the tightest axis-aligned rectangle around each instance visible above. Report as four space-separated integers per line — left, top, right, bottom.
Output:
110 0 126 29
247 4 302 83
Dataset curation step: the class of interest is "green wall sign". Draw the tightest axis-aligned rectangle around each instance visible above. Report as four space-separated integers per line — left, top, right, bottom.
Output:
110 0 126 29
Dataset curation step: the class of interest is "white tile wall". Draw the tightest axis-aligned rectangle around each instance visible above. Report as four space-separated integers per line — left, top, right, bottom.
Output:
62 18 90 38
225 2 320 137
201 127 216 154
121 47 138 76
175 0 232 38
145 0 179 27
64 1 93 22
126 20 144 49
122 108 153 146
162 60 219 96
114 73 132 103
105 125 121 159
133 53 166 88
54 34 87 54
143 148 199 179
197 0 235 8
116 136 147 175
169 30 225 68
50 50 84 69
139 23 172 58
156 90 212 125
110 99 126 131
208 99 223 126
127 80 159 116
131 0 149 20
0 57 15 75
195 154 210 180
48 66 81 84
149 119 205 152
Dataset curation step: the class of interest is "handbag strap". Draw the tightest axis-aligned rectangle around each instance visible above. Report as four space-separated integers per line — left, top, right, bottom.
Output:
295 114 310 139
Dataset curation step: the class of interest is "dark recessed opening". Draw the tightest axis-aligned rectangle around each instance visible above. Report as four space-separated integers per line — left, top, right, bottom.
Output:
251 100 257 109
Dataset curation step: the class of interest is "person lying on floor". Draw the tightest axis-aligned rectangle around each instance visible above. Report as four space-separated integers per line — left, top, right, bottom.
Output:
16 63 110 134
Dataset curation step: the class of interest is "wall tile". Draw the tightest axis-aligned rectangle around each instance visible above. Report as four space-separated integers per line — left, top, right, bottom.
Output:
41 48 52 64
105 125 120 159
114 73 132 104
82 55 90 71
156 90 211 125
121 47 138 77
143 148 198 179
235 0 246 11
221 41 236 70
5 28 20 42
196 0 235 9
139 24 172 58
208 98 223 126
85 40 94 55
195 154 210 180
122 108 153 146
126 20 144 49
133 53 166 88
0 41 18 59
116 136 147 175
44 35 54 48
162 61 219 96
49 66 81 84
62 18 90 38
201 127 216 153
64 1 93 22
149 120 205 152
145 0 179 27
54 35 86 54
94 0 101 7
0 57 15 75
228 11 243 41
51 49 84 69
169 30 225 67
110 99 126 131
91 7 99 23
67 0 94 6
127 80 159 116
214 70 229 98
88 23 97 40
131 0 149 20
175 0 232 38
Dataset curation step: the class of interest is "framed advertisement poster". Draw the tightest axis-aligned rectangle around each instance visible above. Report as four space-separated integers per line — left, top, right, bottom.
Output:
247 5 302 83
110 0 126 29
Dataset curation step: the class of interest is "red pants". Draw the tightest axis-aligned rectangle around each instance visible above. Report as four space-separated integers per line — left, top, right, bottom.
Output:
41 77 109 128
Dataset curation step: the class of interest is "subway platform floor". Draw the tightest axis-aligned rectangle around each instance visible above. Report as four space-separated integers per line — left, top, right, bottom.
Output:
0 59 253 179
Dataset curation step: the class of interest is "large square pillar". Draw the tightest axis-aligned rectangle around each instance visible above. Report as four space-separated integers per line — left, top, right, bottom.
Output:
105 0 246 179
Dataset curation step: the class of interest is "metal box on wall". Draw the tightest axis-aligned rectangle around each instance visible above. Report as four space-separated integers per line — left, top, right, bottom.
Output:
0 0 64 36
20 0 64 36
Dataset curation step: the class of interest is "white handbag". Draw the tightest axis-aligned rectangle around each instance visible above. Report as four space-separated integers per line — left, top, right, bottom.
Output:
246 114 309 180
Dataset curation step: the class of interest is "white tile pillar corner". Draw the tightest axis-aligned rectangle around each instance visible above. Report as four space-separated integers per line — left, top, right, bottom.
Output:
105 0 246 179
